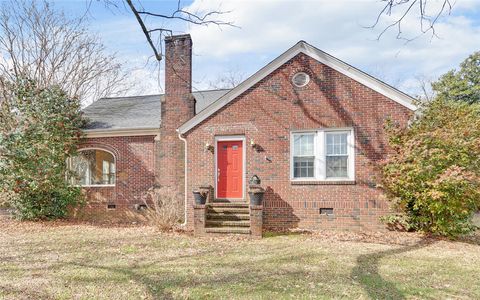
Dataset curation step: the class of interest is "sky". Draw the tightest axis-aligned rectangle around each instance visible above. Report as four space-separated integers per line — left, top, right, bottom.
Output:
53 0 480 102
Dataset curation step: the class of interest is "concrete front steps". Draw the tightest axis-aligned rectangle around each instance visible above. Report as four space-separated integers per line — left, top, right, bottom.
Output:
205 202 251 235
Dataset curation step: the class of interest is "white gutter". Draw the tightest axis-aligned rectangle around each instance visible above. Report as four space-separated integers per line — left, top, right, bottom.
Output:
178 132 188 227
83 128 160 138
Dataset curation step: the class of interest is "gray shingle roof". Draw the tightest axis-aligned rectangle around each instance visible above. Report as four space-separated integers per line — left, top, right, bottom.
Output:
193 89 231 112
82 89 230 131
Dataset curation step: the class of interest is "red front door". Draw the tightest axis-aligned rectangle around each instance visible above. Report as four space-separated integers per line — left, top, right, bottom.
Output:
217 140 244 199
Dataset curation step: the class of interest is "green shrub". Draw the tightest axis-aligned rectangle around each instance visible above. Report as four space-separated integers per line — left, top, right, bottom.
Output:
382 99 480 237
0 79 85 220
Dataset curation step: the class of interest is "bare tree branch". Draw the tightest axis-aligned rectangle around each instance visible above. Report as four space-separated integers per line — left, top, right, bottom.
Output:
125 0 165 61
369 0 453 41
0 0 128 104
124 0 236 61
208 68 246 89
416 75 435 102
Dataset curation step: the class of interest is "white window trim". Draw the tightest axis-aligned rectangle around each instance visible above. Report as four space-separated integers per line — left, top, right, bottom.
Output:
290 128 355 182
68 148 117 188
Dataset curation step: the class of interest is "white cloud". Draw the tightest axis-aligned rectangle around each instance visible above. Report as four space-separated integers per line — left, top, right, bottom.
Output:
186 0 480 95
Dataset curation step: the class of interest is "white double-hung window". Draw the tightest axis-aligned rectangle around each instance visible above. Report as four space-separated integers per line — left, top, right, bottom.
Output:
292 133 316 178
291 129 354 181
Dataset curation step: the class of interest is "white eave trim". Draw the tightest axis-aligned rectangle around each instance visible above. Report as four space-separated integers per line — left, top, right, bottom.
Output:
83 128 160 138
178 41 417 135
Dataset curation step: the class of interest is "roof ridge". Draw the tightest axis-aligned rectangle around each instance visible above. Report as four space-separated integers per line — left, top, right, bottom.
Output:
96 88 232 102
97 94 163 101
192 88 232 93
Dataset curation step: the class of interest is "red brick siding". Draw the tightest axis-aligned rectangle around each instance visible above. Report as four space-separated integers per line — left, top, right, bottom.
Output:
184 53 412 231
77 135 156 216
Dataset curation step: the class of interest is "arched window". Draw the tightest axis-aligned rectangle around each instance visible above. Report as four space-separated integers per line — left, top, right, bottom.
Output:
68 149 116 186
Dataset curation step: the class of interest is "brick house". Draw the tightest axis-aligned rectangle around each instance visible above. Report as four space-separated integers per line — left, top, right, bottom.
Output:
77 34 415 235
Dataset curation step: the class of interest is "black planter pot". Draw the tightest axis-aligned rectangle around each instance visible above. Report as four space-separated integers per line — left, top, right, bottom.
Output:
249 191 265 206
193 191 206 205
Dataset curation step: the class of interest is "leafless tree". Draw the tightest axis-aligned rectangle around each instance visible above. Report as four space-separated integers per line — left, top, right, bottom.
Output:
369 65 403 89
0 0 128 104
208 67 246 89
371 0 453 40
415 75 435 102
124 0 235 61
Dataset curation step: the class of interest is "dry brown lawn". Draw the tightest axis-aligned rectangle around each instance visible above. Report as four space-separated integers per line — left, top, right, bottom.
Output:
0 218 479 299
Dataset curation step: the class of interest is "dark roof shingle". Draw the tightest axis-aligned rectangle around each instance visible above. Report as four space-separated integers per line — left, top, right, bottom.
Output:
82 89 230 131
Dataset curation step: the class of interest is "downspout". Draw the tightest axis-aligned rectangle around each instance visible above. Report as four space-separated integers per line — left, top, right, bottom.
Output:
178 132 188 227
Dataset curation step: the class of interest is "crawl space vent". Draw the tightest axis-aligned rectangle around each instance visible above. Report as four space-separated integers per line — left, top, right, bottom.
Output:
135 204 148 211
107 204 116 210
320 208 334 215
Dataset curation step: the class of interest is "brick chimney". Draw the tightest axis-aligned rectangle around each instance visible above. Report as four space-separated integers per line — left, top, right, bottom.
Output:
157 34 195 195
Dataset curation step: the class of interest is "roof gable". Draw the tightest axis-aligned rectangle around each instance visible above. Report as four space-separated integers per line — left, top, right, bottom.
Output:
178 41 417 134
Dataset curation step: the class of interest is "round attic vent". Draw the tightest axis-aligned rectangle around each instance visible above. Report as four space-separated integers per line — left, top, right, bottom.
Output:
292 72 310 87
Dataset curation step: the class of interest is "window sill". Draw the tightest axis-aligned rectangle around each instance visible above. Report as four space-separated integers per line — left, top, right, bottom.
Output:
291 180 355 185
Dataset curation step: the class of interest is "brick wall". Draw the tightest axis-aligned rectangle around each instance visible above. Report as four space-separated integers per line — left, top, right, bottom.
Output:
184 53 412 231
75 135 156 219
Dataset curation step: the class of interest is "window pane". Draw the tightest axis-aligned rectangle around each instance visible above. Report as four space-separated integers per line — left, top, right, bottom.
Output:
102 161 109 184
326 156 348 178
340 134 347 153
69 150 115 186
70 151 93 185
293 157 314 178
109 163 116 185
293 134 314 156
326 132 348 155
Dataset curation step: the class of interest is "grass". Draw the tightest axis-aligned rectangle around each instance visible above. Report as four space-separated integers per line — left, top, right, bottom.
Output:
0 220 479 299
